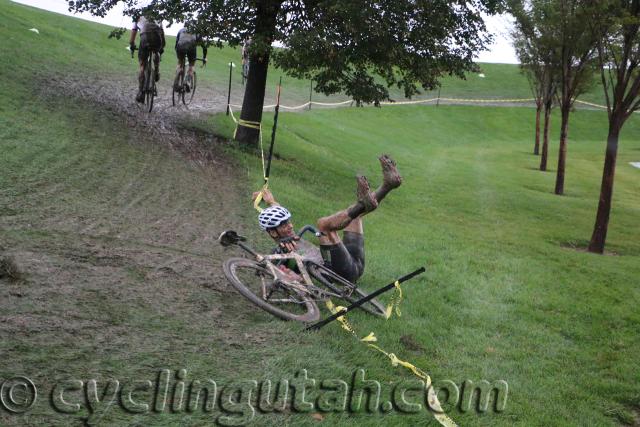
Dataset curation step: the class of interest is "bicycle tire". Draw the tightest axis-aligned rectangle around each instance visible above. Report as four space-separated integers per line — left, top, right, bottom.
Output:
223 258 320 322
184 71 196 105
306 262 387 318
145 52 156 112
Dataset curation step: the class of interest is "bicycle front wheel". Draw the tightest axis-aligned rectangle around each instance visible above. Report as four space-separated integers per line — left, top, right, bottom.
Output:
223 258 320 322
307 262 387 318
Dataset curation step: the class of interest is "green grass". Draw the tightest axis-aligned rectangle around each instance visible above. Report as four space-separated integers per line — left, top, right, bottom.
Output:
210 91 640 426
2 1 640 426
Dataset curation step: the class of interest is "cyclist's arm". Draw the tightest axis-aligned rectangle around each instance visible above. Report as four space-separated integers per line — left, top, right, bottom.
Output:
129 29 138 47
160 29 166 49
129 19 138 47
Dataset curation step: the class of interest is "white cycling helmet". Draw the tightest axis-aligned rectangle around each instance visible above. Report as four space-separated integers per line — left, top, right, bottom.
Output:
258 205 292 231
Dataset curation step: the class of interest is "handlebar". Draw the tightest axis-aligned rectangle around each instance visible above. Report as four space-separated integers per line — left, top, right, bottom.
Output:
296 225 323 238
272 225 324 254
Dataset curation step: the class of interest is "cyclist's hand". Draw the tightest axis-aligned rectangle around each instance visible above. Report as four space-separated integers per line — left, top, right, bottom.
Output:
252 188 276 205
159 47 164 55
129 43 136 52
261 188 276 205
279 236 299 253
202 58 207 68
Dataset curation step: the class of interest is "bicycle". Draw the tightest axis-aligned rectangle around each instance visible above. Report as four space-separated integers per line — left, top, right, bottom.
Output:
131 45 159 113
172 58 205 106
218 226 387 322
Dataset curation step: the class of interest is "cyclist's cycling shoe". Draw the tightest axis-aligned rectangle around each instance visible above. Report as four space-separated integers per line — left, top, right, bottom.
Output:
154 70 160 82
356 175 378 213
185 84 191 93
379 154 402 189
135 91 145 103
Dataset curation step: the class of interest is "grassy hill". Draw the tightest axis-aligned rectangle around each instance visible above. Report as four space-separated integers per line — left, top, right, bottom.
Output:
2 1 640 426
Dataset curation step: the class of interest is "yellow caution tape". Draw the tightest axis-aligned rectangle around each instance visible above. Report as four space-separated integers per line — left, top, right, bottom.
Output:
228 105 267 213
253 180 269 213
384 281 403 319
323 297 457 427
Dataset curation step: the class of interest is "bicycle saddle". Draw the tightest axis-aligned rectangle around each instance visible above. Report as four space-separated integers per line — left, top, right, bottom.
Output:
218 230 246 247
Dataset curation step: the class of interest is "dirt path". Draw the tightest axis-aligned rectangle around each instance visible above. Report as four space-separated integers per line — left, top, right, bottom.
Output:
0 67 288 427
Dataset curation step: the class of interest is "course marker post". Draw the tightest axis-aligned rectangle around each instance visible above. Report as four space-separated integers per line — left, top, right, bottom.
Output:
264 77 282 181
226 61 234 116
309 80 313 110
304 266 426 331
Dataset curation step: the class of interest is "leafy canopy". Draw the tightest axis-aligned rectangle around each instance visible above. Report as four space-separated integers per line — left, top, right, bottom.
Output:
68 0 504 103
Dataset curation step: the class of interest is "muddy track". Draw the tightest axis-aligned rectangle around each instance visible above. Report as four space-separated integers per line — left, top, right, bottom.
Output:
0 66 283 400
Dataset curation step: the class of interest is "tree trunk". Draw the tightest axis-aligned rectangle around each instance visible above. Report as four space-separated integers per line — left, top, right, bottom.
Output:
234 1 282 146
588 119 622 253
235 53 270 145
540 101 551 171
554 106 570 195
534 100 542 155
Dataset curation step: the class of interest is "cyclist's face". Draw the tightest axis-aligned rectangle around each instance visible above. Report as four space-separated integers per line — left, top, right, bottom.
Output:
268 220 294 240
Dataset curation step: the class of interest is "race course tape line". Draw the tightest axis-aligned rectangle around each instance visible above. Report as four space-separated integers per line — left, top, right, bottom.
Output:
230 97 535 111
228 105 269 213
231 97 617 111
324 283 457 427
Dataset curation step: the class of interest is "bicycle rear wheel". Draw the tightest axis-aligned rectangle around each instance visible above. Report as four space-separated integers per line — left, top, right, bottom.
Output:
223 258 320 322
184 71 196 105
145 52 156 112
306 262 387 317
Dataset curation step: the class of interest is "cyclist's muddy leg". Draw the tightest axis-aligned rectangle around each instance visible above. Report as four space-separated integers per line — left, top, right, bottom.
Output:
174 58 185 89
317 178 370 235
187 60 195 79
318 157 401 232
344 215 363 235
373 154 402 203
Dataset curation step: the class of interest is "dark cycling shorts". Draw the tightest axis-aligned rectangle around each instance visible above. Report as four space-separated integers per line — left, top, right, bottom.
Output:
176 42 197 65
139 31 163 64
320 231 365 283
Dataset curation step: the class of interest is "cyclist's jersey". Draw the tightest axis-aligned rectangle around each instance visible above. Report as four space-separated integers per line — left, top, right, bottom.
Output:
133 16 162 34
283 239 322 271
176 28 197 47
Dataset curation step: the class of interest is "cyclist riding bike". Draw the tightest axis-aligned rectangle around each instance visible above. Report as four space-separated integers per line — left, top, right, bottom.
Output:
129 10 166 103
253 155 402 284
173 27 208 92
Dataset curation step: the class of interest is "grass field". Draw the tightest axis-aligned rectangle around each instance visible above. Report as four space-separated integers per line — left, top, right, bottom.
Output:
2 1 640 426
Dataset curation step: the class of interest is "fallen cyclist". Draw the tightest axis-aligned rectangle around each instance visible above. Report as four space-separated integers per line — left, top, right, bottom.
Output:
253 155 402 284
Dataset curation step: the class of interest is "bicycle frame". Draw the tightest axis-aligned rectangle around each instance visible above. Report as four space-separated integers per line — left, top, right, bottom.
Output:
220 227 348 302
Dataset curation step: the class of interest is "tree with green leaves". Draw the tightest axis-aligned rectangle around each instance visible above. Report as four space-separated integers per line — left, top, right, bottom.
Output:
543 0 599 195
509 0 559 165
587 0 640 253
68 0 503 145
